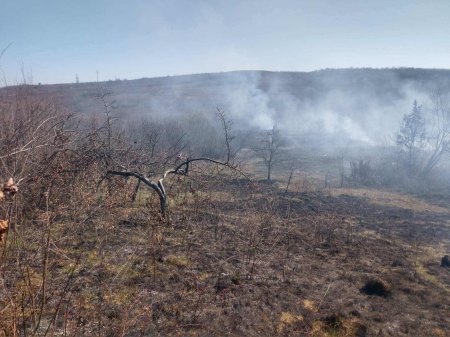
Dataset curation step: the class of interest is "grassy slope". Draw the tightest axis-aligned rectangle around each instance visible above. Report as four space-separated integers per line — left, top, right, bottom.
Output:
2 169 448 336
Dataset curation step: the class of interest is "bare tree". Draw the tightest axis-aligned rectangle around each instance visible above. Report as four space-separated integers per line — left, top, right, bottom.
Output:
284 160 300 193
103 111 241 219
217 107 235 162
396 100 426 174
395 94 450 178
420 91 450 177
253 124 284 181
338 153 345 188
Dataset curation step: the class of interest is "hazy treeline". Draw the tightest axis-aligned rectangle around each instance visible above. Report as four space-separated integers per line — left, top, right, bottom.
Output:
5 68 450 146
3 68 450 191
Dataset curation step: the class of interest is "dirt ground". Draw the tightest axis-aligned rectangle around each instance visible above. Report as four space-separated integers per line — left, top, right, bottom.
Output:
1 173 449 336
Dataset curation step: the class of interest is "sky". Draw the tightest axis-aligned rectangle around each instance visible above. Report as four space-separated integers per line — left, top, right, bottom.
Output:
1 0 450 85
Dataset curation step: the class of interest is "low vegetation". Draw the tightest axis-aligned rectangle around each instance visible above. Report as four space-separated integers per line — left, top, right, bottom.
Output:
0 82 449 337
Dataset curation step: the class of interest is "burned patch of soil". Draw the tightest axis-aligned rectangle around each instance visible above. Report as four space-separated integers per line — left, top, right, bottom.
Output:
360 279 390 297
281 190 450 247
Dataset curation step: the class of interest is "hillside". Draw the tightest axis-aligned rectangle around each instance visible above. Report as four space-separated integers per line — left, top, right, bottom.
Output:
3 68 450 143
1 68 450 336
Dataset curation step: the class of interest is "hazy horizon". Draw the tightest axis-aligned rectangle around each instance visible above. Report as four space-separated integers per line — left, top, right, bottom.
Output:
1 0 450 85
4 67 450 87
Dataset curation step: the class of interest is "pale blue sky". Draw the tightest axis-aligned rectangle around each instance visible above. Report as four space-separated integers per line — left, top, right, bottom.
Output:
1 0 450 84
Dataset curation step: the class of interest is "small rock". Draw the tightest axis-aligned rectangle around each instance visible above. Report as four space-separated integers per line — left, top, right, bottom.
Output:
215 273 233 293
391 259 404 267
441 255 450 268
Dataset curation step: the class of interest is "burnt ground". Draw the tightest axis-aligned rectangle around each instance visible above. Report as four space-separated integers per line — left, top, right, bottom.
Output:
1 176 449 336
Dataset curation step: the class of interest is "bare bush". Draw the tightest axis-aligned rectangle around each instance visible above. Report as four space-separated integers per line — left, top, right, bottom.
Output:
349 160 374 186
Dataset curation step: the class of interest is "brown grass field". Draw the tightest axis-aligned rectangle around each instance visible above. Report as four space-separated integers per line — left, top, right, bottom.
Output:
2 165 448 337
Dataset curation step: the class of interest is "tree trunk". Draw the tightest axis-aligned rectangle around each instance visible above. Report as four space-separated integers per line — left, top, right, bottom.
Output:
131 180 141 203
159 195 169 220
339 156 344 188
267 162 272 181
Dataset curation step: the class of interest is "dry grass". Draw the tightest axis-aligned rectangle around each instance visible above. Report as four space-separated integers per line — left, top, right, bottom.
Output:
1 173 450 336
310 316 365 337
165 255 191 268
413 246 450 293
328 187 450 214
277 312 304 333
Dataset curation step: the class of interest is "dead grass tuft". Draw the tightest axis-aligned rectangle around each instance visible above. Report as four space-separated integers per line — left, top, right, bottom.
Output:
165 255 191 268
311 315 366 337
276 312 304 333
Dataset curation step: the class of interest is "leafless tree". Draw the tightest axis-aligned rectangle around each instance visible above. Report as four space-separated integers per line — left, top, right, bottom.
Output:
217 107 235 162
394 93 450 178
396 90 450 178
284 159 302 193
396 100 426 174
420 91 450 177
103 111 241 219
253 124 284 181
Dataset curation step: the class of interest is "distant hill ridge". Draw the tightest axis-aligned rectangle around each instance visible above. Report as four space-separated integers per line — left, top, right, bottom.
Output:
2 68 450 143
